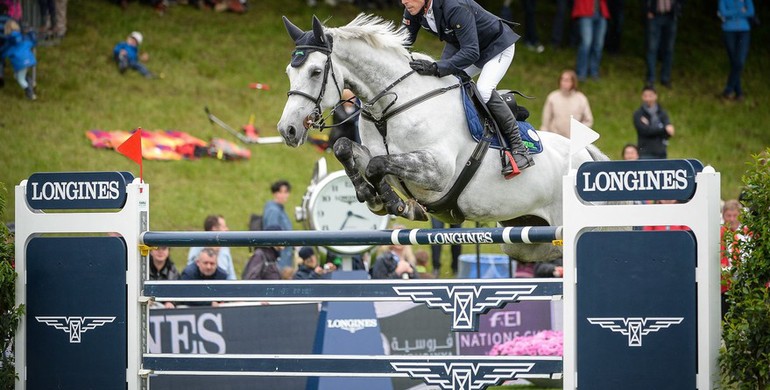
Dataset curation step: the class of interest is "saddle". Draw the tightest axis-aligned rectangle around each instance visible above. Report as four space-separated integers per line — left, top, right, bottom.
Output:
423 78 541 224
459 79 543 154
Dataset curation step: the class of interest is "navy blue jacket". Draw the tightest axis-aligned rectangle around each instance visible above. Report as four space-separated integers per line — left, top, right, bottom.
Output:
402 0 520 76
180 263 228 280
633 104 672 159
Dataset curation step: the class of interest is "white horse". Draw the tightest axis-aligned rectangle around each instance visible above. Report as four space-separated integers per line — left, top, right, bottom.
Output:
277 14 608 262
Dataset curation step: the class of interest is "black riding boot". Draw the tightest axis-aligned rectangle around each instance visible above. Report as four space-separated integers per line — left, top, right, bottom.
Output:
486 90 533 178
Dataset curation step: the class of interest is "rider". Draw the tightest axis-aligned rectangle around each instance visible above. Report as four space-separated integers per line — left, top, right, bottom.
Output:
401 0 534 178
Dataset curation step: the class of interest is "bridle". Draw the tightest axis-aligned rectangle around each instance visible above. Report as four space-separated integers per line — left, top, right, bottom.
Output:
286 43 346 131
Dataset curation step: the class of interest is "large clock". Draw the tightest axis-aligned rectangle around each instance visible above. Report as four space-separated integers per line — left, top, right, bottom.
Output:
300 161 390 254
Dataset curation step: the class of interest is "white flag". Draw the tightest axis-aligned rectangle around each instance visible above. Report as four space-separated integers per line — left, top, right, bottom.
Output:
569 116 600 170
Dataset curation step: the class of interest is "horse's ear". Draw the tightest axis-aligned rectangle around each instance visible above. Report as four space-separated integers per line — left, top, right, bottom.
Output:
311 15 326 45
282 16 305 42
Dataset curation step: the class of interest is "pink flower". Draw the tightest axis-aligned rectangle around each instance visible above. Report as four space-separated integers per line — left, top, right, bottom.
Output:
488 330 563 357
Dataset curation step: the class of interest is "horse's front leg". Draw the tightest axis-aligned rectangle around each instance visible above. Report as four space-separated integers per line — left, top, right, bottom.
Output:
365 151 445 221
333 137 387 215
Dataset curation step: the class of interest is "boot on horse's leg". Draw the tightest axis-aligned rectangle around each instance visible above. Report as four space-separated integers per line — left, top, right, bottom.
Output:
486 90 534 178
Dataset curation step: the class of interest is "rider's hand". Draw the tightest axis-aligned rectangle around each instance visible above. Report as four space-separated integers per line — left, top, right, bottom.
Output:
409 60 439 76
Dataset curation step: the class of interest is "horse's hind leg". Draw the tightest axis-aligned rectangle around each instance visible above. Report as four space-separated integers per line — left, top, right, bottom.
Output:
499 216 563 262
333 138 386 215
365 152 445 221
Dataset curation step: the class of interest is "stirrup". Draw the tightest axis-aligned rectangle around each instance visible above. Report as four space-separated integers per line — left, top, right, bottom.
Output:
501 151 521 179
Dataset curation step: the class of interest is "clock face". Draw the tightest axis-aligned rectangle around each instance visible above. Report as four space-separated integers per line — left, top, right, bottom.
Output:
308 170 389 254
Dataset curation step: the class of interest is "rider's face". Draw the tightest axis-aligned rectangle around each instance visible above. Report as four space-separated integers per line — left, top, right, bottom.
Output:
403 0 426 16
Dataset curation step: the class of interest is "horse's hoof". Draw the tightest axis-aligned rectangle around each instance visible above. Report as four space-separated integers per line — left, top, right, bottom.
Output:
355 182 376 204
406 199 429 221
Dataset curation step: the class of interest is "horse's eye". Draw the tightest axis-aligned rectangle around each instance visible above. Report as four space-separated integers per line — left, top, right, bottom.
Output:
311 68 323 77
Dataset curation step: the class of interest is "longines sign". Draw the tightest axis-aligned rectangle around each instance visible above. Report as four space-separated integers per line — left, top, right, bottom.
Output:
576 160 700 202
26 172 133 210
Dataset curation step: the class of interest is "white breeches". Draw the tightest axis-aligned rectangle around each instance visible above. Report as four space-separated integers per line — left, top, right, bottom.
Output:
463 43 515 103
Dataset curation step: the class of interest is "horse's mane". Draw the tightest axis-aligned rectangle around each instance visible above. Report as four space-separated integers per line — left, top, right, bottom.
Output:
326 14 412 58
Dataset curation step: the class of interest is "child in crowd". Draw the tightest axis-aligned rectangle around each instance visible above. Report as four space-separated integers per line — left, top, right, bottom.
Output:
2 19 37 100
113 31 154 79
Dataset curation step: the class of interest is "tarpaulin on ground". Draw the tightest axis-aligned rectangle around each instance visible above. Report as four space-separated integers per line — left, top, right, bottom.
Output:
86 129 251 160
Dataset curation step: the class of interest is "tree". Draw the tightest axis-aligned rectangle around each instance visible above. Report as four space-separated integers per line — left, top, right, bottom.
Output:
0 183 23 390
720 150 770 389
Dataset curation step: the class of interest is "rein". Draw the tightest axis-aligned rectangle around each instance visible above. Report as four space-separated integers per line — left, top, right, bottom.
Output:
358 71 461 201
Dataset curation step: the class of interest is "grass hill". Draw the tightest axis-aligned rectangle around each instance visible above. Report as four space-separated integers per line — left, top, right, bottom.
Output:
1 0 768 276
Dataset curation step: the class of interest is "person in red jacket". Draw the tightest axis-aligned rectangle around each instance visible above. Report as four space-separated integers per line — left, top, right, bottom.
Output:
572 0 610 81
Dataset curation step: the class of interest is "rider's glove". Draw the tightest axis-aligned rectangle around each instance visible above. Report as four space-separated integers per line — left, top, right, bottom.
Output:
409 60 439 76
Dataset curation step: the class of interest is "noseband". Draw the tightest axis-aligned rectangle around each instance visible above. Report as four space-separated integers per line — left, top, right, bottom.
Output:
286 44 344 130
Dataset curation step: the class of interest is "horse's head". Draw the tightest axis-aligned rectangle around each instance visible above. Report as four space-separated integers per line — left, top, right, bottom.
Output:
277 16 343 147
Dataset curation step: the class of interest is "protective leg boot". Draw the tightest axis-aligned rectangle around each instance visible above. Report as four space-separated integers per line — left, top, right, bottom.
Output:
486 90 533 178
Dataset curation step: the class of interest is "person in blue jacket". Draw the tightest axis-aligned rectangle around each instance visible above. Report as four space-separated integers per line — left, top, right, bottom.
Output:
113 31 154 79
401 0 533 178
718 0 754 102
2 20 37 100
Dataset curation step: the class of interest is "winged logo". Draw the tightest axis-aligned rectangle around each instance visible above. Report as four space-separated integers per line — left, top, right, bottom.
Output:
391 361 535 390
587 317 683 347
35 316 116 343
392 285 537 331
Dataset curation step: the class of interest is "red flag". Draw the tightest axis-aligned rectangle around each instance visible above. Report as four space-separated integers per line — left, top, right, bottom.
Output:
117 128 143 181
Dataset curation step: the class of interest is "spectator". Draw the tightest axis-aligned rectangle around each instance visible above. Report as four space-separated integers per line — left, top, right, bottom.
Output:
329 88 361 149
2 20 36 100
632 86 674 159
430 217 461 276
149 246 178 308
550 0 574 48
621 143 640 160
38 0 56 40
241 224 283 280
720 199 747 318
540 69 593 138
113 31 154 79
293 246 335 280
718 0 754 102
53 0 67 39
645 0 681 88
181 248 228 280
263 180 294 272
604 0 624 54
0 0 20 20
149 246 179 281
414 249 435 279
501 0 544 53
180 247 226 306
187 215 236 280
0 1 19 87
371 243 417 279
534 258 563 278
572 0 609 81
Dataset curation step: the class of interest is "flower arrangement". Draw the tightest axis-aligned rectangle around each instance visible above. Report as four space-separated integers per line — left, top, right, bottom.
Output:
488 330 563 357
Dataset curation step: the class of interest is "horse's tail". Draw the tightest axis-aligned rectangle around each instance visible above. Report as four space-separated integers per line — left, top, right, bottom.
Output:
585 144 610 162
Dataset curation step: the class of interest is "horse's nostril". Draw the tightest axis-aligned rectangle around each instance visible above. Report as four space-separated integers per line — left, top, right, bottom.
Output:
288 125 296 139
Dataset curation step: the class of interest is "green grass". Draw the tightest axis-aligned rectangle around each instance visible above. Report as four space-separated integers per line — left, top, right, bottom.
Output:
1 1 768 277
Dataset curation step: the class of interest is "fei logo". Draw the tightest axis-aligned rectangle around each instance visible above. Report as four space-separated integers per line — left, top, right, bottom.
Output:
36 316 116 343
391 361 535 390
587 317 683 347
392 285 538 331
